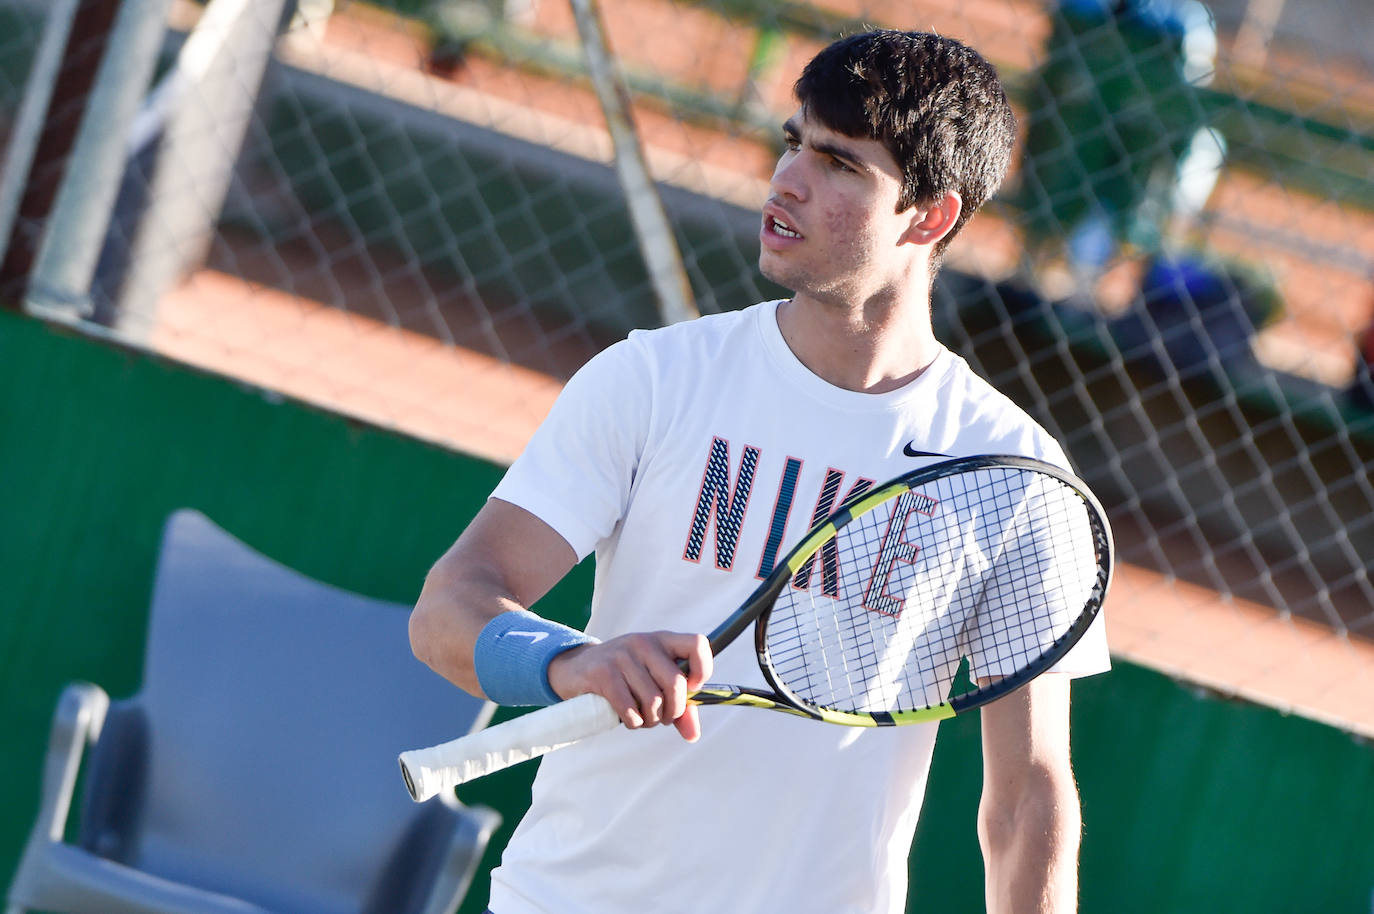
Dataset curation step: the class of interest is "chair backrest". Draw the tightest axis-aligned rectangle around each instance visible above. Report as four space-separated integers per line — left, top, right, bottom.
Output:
86 509 492 914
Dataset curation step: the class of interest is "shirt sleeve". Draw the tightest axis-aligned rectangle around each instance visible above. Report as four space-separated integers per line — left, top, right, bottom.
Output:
490 336 652 562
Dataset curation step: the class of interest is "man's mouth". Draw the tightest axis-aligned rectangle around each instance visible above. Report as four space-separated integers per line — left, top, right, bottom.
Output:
769 215 801 239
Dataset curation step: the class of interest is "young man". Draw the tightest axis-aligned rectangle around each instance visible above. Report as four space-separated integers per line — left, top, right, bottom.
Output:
410 30 1109 914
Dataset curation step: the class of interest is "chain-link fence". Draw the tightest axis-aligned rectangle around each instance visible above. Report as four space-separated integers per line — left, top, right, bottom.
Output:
2 0 1371 729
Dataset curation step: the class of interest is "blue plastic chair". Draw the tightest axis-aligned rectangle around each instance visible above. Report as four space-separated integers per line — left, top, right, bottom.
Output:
6 509 499 914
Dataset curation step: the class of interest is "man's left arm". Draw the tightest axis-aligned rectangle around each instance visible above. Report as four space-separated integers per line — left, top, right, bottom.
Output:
977 674 1081 914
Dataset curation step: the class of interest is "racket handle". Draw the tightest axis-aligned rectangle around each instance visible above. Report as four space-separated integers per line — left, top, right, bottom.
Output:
399 692 621 801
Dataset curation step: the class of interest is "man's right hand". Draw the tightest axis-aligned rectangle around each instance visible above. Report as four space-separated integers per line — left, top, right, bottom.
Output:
547 632 713 741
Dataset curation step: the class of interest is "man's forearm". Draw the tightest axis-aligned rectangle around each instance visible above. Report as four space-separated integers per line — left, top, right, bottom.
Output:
980 777 1082 914
409 499 581 696
409 561 523 696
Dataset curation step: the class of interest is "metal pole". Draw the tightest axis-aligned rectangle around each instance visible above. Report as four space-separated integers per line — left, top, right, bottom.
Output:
569 0 698 325
0 0 83 278
25 0 175 319
1233 0 1288 69
114 0 292 340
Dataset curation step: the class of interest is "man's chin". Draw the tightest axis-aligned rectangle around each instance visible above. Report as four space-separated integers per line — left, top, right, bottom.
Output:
758 257 798 293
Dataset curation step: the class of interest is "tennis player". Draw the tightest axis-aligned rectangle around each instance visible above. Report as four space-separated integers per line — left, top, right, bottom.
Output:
411 30 1109 914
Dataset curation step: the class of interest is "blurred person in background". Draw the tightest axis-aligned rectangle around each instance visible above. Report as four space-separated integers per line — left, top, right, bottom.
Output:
1018 0 1220 283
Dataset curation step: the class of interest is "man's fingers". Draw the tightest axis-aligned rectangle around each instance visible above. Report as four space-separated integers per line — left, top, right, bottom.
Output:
639 640 693 724
602 679 645 728
679 633 713 691
673 703 702 742
619 657 667 727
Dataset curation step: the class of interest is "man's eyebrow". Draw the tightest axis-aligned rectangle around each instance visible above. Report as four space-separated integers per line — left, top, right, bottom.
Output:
781 118 871 170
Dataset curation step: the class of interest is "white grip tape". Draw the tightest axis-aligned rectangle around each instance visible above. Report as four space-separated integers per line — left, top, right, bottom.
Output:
399 692 622 801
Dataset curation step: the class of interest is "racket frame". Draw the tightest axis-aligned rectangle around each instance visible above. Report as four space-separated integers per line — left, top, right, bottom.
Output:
399 455 1112 799
703 455 1113 726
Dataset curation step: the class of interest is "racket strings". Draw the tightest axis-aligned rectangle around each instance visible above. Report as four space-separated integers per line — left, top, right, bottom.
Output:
762 467 1101 715
962 474 1098 684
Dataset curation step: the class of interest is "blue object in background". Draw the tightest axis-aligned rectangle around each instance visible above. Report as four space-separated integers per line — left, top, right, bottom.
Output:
1112 253 1281 377
1018 0 1218 262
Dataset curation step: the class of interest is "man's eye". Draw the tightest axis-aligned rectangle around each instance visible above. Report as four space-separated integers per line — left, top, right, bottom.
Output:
784 136 801 151
831 158 854 172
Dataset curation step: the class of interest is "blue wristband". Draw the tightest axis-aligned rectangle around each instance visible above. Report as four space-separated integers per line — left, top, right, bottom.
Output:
473 611 598 706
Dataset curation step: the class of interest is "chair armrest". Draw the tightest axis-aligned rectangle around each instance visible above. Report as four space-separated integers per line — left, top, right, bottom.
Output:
35 683 110 842
419 798 502 914
8 683 110 912
8 686 278 914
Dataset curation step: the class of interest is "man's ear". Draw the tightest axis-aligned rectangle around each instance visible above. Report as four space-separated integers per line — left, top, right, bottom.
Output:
899 191 962 246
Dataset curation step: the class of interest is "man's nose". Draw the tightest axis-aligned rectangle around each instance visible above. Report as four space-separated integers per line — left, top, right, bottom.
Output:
770 152 809 201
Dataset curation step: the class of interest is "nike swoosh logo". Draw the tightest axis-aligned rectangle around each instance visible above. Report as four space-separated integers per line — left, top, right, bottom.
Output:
903 443 949 458
503 631 550 643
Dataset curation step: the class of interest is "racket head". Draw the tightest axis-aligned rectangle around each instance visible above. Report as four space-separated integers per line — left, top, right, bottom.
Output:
748 455 1112 726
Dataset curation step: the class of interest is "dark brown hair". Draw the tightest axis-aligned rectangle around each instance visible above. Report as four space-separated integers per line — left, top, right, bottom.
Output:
795 30 1017 260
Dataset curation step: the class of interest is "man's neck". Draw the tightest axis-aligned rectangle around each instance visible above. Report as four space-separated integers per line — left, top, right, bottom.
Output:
775 291 942 394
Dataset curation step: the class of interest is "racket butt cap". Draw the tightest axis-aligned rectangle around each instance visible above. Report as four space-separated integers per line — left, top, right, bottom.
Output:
399 755 433 802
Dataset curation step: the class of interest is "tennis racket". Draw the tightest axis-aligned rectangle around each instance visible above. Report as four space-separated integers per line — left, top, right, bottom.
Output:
400 454 1112 802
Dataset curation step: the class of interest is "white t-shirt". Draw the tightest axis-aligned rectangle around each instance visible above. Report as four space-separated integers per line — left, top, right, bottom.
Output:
487 300 1109 914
